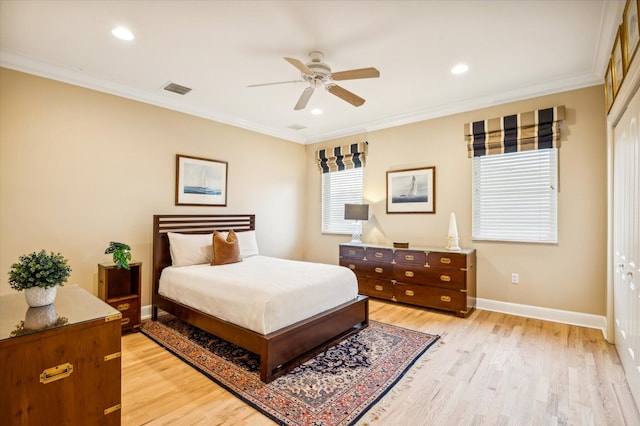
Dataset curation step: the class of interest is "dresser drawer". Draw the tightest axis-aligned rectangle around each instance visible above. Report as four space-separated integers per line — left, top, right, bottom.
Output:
394 249 427 266
357 261 394 279
358 276 395 300
339 245 366 260
394 283 466 312
364 247 394 263
394 265 466 290
428 252 468 269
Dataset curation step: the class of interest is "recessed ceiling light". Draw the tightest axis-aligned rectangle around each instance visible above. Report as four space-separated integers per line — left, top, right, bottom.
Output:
311 108 323 115
112 26 134 41
451 63 469 75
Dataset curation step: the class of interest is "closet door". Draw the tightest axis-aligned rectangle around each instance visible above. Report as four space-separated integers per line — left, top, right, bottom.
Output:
613 85 640 407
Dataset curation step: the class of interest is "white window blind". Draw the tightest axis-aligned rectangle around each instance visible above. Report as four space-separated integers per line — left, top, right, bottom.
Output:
472 148 557 243
322 168 363 234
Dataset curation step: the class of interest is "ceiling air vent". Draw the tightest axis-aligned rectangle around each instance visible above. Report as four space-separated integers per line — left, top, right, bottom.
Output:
163 82 192 95
287 124 307 131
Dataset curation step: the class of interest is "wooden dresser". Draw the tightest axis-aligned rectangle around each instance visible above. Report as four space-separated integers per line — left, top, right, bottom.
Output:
0 286 122 425
339 243 476 317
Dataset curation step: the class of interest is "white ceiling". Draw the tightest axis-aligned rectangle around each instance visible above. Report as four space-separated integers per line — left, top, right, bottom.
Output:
0 0 624 144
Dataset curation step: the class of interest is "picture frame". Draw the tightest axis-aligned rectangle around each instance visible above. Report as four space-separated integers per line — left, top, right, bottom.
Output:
623 0 640 68
613 26 625 95
386 166 435 214
175 154 228 206
605 59 614 112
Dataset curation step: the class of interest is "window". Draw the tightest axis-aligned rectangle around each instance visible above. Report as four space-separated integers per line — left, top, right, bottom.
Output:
472 148 557 243
322 167 363 234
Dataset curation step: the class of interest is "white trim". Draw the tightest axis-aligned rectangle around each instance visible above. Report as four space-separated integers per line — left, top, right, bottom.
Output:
476 298 607 338
141 304 152 321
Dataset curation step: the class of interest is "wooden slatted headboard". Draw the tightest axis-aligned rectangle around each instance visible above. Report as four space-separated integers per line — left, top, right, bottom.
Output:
152 214 256 295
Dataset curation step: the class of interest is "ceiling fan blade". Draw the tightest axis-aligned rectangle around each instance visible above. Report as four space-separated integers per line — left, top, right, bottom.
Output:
247 79 304 88
331 67 380 81
284 57 315 76
294 87 314 110
327 84 365 107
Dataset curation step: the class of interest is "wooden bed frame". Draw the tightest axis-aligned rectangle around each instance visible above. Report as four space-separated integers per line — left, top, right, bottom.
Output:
152 214 369 383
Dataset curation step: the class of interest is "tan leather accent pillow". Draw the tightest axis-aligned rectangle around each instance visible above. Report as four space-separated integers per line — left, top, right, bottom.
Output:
212 230 242 265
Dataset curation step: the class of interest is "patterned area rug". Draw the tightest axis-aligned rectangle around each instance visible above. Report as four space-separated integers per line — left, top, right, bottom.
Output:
141 314 439 426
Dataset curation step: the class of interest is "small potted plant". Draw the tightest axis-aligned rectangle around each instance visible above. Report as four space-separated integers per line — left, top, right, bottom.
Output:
8 250 72 307
105 241 131 270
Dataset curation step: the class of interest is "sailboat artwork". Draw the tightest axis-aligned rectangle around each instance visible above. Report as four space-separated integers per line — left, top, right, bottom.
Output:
391 174 428 203
386 166 435 213
183 164 222 195
176 155 228 206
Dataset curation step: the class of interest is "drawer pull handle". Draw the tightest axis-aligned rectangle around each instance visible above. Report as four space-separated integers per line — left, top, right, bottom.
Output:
440 295 451 302
121 318 130 325
440 275 451 282
348 249 356 256
375 252 383 258
348 264 356 270
405 271 415 278
40 363 73 384
375 267 384 273
104 404 122 415
374 285 384 291
440 258 451 264
405 255 415 261
405 290 415 296
116 303 130 311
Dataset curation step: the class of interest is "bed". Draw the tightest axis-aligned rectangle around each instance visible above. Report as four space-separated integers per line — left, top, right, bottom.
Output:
152 214 369 383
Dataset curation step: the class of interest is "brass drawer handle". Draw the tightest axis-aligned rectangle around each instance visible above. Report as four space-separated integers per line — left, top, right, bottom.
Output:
405 290 415 296
440 275 451 282
375 267 384 273
40 363 73 384
116 303 130 311
405 255 415 261
348 249 356 256
405 271 415 278
374 285 384 291
440 295 451 302
348 264 356 270
121 318 130 325
375 252 383 258
440 258 451 264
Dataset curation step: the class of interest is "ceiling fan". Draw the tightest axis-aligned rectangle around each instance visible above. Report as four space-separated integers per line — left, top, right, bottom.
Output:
248 51 380 110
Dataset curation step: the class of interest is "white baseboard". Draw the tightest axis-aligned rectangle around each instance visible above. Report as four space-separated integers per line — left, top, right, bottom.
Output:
141 300 609 339
476 297 608 338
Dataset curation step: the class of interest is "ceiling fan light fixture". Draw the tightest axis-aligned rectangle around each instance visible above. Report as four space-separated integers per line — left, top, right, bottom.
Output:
451 63 469 75
112 26 134 41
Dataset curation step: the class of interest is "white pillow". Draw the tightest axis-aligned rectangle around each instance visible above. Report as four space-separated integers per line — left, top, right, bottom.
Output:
167 232 213 266
219 230 259 258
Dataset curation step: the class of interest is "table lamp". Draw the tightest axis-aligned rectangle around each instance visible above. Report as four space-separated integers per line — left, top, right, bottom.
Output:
344 204 369 244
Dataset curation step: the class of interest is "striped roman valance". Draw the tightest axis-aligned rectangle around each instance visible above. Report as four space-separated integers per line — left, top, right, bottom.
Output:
464 106 565 158
316 142 368 173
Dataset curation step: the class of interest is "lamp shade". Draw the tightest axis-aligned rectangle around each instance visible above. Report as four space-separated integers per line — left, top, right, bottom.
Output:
344 204 369 221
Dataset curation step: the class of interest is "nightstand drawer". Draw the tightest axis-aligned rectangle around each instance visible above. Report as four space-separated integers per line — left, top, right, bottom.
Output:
108 296 140 331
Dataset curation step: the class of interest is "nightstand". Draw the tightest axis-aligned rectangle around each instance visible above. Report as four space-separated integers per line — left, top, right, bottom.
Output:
98 261 141 333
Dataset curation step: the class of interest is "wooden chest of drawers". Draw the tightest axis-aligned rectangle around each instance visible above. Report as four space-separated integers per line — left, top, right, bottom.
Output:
340 243 476 317
0 286 122 425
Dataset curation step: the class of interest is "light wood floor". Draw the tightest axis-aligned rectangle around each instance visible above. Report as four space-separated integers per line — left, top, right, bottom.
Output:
121 300 640 425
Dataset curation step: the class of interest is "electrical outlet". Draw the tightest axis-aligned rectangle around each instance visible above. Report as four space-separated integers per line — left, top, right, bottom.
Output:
511 273 519 284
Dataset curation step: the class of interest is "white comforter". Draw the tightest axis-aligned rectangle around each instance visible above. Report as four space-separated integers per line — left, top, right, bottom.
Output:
159 255 358 334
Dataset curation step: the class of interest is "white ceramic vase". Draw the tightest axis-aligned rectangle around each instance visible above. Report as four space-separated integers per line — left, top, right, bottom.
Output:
24 286 57 307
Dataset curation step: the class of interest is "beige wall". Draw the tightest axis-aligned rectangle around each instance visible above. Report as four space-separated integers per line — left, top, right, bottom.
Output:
0 68 307 304
305 85 608 316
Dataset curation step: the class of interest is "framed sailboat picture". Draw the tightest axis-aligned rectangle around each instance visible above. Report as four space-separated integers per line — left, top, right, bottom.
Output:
386 166 435 214
176 154 228 206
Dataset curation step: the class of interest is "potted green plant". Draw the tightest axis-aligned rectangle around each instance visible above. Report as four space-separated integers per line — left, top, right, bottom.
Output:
8 250 72 307
104 241 131 270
